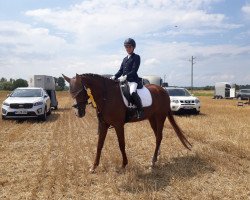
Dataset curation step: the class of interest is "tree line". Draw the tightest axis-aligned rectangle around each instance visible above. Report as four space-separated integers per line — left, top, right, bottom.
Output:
186 84 250 90
0 77 66 91
1 76 249 91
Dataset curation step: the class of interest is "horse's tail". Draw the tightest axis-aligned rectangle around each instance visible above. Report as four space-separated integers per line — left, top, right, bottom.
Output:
167 111 192 150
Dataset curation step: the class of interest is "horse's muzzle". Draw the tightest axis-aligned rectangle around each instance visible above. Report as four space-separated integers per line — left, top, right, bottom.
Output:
72 103 86 118
78 110 85 118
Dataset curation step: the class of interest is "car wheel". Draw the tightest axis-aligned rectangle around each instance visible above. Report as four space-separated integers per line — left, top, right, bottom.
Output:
2 115 6 120
195 110 200 115
238 96 242 100
40 106 47 121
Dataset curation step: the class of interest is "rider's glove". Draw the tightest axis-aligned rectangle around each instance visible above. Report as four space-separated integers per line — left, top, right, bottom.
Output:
119 75 127 82
110 75 116 80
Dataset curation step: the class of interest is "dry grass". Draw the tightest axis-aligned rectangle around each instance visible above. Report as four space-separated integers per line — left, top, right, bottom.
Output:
0 91 249 200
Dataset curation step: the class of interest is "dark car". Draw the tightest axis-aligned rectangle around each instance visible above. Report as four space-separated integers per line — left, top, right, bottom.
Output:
236 89 250 100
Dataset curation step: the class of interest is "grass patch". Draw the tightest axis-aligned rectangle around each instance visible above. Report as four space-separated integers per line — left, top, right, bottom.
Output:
192 90 214 96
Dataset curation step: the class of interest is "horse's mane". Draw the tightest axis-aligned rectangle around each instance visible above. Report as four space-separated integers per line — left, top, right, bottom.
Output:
81 73 108 79
80 73 117 84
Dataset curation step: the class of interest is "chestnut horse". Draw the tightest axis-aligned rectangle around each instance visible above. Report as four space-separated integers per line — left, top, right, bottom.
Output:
63 73 191 172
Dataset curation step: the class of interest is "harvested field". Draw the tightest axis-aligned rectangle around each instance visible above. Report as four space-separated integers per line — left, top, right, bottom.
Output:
0 91 249 199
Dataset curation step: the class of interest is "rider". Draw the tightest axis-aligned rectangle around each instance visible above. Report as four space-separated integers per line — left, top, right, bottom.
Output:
111 38 144 118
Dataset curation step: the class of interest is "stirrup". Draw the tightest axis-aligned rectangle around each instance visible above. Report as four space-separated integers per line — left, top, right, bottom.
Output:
136 110 144 119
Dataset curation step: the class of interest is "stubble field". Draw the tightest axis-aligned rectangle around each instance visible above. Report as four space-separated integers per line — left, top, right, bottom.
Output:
0 91 249 200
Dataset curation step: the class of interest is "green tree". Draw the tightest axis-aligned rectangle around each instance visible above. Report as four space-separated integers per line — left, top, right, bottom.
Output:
12 79 28 89
0 77 7 82
0 81 13 90
9 78 15 83
204 85 214 90
57 76 65 91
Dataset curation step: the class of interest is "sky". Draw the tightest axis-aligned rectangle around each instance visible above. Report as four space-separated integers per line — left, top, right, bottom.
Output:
0 0 250 87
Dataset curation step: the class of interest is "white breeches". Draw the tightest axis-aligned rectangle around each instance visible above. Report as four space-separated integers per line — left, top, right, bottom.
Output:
128 82 138 95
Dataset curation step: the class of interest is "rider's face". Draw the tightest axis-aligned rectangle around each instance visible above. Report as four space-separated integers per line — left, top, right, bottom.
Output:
125 45 134 55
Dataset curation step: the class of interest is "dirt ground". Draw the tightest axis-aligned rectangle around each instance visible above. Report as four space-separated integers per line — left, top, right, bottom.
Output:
0 91 249 200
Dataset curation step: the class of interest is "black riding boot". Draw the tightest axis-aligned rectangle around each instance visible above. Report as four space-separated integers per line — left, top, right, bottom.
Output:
131 92 144 119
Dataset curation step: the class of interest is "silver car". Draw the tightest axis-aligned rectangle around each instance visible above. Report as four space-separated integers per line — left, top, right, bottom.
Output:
1 87 51 121
164 87 201 114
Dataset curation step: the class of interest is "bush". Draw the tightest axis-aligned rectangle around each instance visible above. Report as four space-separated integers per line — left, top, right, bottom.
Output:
0 82 13 90
12 79 28 90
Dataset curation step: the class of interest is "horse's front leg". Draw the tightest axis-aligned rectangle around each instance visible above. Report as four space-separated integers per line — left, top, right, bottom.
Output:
90 122 109 173
115 125 128 168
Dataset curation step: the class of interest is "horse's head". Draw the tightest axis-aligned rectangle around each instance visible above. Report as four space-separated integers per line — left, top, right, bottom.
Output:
62 74 88 118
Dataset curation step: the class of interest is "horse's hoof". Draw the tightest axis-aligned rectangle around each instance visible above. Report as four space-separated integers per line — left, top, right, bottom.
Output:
122 164 127 168
89 167 96 174
116 167 126 174
150 162 156 168
148 166 154 171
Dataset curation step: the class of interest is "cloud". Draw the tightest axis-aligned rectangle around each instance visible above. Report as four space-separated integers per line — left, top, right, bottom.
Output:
138 41 250 86
0 21 66 56
242 4 250 15
0 20 69 79
0 0 249 86
24 0 240 47
144 58 160 66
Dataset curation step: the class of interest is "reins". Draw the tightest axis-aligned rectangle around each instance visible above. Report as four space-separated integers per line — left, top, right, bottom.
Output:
97 76 108 124
80 74 109 125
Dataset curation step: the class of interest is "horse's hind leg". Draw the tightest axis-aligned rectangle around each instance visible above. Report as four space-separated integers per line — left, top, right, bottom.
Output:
115 125 128 168
149 116 165 167
90 122 109 173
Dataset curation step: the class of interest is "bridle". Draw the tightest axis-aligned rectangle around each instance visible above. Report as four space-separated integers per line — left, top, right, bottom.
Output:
70 81 89 111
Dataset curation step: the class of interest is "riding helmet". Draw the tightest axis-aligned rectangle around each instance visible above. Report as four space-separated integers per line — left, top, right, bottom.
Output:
124 38 136 48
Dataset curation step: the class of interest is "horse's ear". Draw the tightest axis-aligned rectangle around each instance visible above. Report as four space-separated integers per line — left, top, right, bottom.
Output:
62 74 71 83
76 73 81 81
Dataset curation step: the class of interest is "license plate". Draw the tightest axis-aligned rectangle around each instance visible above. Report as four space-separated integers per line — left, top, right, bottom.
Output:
183 106 193 109
15 110 28 114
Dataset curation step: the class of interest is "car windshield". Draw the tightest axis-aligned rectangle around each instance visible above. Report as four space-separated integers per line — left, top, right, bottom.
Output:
166 88 191 96
10 89 42 97
241 89 250 93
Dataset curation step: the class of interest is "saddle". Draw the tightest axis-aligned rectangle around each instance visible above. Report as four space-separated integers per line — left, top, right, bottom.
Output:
120 79 152 107
120 79 152 122
120 78 143 107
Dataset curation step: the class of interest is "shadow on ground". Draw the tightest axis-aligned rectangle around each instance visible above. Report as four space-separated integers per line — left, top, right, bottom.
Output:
4 107 74 124
12 113 60 124
121 154 215 193
174 112 207 117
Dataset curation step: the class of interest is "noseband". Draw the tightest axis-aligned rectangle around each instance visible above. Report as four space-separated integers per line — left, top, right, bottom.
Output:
71 84 89 111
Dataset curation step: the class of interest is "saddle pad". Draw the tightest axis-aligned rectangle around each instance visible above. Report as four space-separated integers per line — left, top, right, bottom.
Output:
121 86 152 108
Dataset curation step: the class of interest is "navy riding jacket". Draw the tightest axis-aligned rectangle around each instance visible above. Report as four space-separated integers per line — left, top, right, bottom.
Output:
114 53 141 83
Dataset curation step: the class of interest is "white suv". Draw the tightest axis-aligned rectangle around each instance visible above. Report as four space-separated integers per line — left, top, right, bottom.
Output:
1 87 51 121
164 87 200 114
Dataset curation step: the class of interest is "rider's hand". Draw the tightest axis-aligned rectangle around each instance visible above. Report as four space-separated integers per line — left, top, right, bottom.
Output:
119 75 127 82
110 75 116 80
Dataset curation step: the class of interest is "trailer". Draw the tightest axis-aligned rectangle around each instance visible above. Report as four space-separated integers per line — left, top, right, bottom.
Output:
29 75 58 109
214 82 236 99
142 75 163 86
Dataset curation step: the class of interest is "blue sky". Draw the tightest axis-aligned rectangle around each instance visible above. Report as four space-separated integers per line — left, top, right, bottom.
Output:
0 0 249 86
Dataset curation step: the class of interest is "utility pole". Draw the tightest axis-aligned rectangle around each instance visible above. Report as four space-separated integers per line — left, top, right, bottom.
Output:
190 56 196 92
